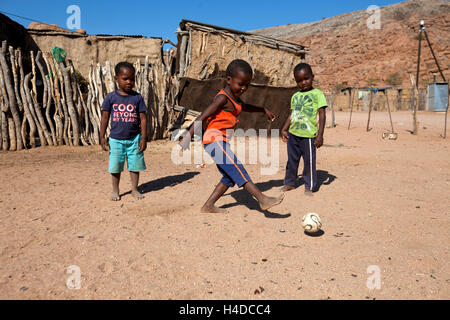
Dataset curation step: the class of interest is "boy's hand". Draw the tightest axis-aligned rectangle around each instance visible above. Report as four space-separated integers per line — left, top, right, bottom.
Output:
314 135 324 148
100 136 108 151
139 137 147 152
179 132 191 150
281 130 289 143
264 108 276 122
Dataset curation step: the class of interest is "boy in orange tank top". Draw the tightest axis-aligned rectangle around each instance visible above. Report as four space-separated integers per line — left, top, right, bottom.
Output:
180 59 284 213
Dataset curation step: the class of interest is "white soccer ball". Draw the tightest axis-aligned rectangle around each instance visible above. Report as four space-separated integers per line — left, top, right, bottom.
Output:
301 213 322 233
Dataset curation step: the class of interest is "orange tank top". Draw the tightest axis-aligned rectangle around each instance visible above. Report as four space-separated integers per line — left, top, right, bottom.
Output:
202 89 243 144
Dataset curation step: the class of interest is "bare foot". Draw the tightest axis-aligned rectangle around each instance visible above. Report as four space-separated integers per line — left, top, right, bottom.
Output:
201 205 228 213
304 189 314 196
132 190 145 200
280 185 295 192
259 193 285 211
110 193 121 201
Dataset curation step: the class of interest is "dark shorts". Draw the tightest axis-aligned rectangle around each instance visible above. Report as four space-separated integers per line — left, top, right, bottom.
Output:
204 140 251 188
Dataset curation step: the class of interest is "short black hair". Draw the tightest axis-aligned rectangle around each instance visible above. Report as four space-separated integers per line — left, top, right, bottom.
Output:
115 62 135 76
293 63 313 76
226 59 253 78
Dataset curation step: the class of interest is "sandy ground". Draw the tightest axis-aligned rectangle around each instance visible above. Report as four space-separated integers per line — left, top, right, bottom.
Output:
0 110 449 300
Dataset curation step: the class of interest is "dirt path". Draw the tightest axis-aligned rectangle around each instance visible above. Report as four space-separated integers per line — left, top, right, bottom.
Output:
0 111 449 299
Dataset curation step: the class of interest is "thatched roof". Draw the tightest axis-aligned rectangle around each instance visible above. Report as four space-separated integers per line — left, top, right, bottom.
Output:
180 19 307 55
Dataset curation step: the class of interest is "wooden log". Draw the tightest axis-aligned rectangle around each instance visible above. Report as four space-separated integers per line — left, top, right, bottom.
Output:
77 83 92 145
60 62 80 146
95 63 105 109
8 47 22 113
1 110 8 151
85 86 99 145
143 56 149 140
21 116 27 149
104 61 115 94
45 52 63 145
178 34 188 77
409 74 418 135
0 41 23 150
53 59 70 145
15 49 27 148
18 60 36 148
149 64 160 140
0 64 10 112
36 51 57 145
24 73 45 146
88 62 101 134
31 51 52 146
8 117 16 151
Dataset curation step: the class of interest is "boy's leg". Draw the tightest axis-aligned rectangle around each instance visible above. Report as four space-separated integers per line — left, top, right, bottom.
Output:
108 137 126 201
283 133 302 191
126 134 146 199
201 181 230 213
243 181 284 211
111 173 121 201
130 171 144 200
301 137 317 193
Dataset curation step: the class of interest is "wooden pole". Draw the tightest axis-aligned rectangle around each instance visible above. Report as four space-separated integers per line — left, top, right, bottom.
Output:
31 51 53 146
329 92 336 128
366 89 374 132
385 91 395 134
1 108 7 151
36 51 57 145
348 88 354 130
7 117 16 151
46 52 64 145
60 62 80 146
0 41 23 150
409 74 418 135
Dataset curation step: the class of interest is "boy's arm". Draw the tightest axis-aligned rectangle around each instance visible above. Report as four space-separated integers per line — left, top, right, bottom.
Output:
139 112 147 152
281 110 292 143
243 103 276 122
100 110 110 151
314 107 327 148
179 95 228 150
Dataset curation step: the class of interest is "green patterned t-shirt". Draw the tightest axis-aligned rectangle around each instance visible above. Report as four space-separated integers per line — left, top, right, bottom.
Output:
289 88 327 138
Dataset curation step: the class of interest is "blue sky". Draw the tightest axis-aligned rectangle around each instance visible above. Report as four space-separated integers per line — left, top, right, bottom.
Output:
2 0 403 45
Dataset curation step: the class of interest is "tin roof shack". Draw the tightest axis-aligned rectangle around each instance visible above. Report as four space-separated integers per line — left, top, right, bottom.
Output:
427 82 449 112
175 20 308 131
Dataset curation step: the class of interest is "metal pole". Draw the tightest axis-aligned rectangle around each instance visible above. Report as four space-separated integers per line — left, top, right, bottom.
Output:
423 29 446 82
415 21 423 90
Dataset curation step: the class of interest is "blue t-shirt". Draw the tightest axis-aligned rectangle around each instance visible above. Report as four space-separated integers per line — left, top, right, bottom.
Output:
101 90 147 140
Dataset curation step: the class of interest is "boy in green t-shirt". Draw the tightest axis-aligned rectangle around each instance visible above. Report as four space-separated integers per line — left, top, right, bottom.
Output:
280 63 327 195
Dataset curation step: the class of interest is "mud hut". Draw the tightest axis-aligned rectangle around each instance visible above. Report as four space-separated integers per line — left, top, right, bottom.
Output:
174 19 308 131
27 27 173 140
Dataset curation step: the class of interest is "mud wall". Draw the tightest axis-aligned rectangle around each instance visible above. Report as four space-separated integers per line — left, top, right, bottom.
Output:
29 32 163 79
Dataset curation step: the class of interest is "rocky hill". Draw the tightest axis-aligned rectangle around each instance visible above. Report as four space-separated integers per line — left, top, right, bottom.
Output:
250 0 450 91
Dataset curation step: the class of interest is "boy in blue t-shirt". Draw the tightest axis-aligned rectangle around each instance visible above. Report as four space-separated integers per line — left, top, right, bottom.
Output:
100 62 147 201
280 63 327 195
